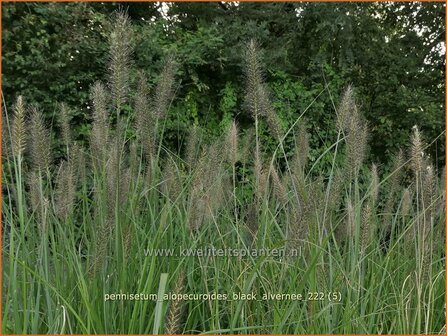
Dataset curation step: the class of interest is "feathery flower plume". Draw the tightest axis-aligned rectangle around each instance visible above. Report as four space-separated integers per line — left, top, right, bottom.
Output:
108 10 133 111
165 272 185 334
29 107 51 171
152 54 176 119
370 163 379 206
244 39 264 119
410 125 424 176
271 165 287 204
226 120 238 165
400 188 412 217
90 81 110 163
12 96 26 157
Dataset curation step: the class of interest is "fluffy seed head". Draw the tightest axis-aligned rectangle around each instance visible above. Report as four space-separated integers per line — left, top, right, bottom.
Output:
400 188 412 217
29 107 51 171
108 10 133 110
337 85 356 134
165 272 185 334
244 39 264 119
226 120 238 165
152 54 176 119
410 125 424 176
271 166 287 204
12 96 27 157
370 163 379 205
90 81 110 163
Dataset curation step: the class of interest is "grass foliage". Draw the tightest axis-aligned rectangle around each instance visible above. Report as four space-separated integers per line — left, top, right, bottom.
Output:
2 11 445 334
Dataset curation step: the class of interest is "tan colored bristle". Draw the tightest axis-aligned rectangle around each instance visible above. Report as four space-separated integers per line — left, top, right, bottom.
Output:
29 107 51 171
410 125 424 176
345 121 368 179
165 272 185 334
400 188 412 217
336 85 356 134
12 96 26 157
90 81 110 164
271 165 287 204
153 54 176 119
244 39 264 119
370 163 379 206
108 10 133 110
227 120 238 165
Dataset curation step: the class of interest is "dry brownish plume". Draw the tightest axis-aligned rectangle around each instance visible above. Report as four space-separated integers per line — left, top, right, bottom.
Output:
345 120 368 180
287 200 308 253
244 39 282 140
244 39 264 119
108 10 133 111
336 85 356 134
410 126 424 176
271 165 287 205
226 120 238 165
328 168 343 212
134 72 156 160
239 128 255 165
187 143 228 232
400 188 412 217
12 96 26 157
90 81 110 163
337 86 369 179
370 164 379 206
162 158 181 199
165 272 185 334
29 107 51 172
87 216 112 278
152 54 176 119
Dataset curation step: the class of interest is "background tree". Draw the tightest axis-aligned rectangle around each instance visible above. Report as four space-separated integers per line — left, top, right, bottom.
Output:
2 2 445 168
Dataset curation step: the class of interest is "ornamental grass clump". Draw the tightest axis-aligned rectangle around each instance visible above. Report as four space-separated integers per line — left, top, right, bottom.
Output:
2 10 445 335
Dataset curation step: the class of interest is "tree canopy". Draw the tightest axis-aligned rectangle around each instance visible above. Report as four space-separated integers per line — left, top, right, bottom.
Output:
3 2 445 168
